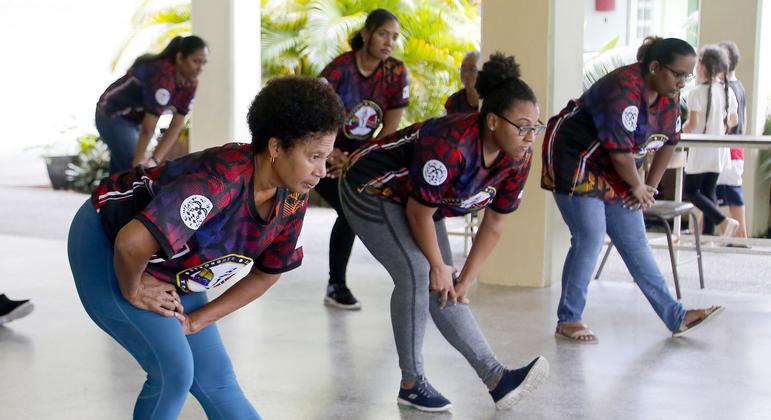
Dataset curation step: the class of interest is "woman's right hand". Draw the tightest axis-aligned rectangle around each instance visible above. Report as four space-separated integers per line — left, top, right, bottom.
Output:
326 148 349 179
125 273 184 317
625 184 657 210
429 263 457 309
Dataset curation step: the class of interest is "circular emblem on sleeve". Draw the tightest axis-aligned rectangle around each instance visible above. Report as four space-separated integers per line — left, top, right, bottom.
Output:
422 160 448 186
675 117 682 133
621 105 639 132
343 100 383 140
180 195 213 230
155 88 171 106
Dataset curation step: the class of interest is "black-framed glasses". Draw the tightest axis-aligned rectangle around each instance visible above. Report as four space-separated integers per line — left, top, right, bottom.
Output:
662 64 695 82
495 113 546 136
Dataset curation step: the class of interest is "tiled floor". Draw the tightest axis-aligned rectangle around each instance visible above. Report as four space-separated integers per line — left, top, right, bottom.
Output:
1 187 770 419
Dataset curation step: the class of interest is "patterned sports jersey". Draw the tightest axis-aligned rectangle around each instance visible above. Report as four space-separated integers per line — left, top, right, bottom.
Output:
541 62 681 202
444 89 478 114
344 113 532 219
320 51 409 153
96 59 197 124
91 144 307 292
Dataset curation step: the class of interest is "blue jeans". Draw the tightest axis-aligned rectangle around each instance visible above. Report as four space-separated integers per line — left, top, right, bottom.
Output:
67 201 260 420
95 113 140 173
553 193 685 332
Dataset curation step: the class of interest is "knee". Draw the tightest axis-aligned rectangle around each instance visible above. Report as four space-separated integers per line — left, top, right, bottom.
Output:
146 355 195 396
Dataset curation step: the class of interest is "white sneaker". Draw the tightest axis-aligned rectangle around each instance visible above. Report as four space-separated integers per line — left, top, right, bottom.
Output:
719 218 739 237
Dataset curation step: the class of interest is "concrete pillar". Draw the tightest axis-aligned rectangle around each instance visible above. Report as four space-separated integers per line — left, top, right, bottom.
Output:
699 0 770 236
190 0 261 151
479 0 584 287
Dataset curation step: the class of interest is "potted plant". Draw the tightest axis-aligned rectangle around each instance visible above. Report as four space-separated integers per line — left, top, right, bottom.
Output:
65 134 110 194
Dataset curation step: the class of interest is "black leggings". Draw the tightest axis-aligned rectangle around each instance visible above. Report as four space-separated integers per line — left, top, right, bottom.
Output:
315 177 356 286
685 172 725 235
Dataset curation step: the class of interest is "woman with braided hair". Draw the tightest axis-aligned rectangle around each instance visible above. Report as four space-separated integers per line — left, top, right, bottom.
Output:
682 44 740 237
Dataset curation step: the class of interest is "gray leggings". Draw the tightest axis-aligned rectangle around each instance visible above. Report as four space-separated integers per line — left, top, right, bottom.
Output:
340 178 505 387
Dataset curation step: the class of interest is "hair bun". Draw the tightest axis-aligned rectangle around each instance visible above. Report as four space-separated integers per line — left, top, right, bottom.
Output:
475 52 521 99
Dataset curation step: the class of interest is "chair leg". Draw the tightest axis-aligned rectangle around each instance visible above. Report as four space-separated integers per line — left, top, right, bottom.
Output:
594 241 614 280
691 210 705 289
658 215 682 300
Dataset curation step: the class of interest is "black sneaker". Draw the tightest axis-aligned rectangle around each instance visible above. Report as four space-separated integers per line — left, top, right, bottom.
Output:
0 294 34 325
324 284 361 310
489 356 549 410
397 377 452 412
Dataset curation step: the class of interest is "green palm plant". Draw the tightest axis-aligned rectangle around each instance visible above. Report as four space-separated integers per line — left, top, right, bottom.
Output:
111 0 191 71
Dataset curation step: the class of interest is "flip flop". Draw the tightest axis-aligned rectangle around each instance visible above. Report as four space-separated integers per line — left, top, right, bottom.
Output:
672 305 724 337
555 322 599 344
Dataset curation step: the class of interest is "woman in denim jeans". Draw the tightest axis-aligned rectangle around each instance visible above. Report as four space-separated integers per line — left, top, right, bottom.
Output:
96 35 208 173
541 37 722 343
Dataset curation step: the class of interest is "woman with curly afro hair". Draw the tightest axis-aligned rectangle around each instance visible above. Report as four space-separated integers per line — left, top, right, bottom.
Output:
68 76 344 419
340 52 549 412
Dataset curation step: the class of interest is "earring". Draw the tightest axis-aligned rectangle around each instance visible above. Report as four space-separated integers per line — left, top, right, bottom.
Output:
270 155 276 164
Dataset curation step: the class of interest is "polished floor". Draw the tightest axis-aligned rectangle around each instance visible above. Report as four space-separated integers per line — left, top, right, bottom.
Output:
1 187 770 420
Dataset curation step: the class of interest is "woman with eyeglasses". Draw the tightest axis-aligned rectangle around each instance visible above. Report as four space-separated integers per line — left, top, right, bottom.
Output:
317 8 409 309
339 53 548 412
542 36 723 344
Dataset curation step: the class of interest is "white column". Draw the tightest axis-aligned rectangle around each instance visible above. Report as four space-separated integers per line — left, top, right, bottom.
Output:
190 0 261 151
479 0 584 287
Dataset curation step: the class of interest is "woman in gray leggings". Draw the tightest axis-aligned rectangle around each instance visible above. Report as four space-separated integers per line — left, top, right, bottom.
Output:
340 53 548 412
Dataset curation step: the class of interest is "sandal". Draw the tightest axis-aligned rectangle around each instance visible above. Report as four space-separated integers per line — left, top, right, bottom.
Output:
555 322 599 344
672 306 724 337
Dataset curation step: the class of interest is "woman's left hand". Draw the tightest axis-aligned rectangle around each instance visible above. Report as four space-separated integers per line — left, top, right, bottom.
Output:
453 277 472 305
174 311 197 336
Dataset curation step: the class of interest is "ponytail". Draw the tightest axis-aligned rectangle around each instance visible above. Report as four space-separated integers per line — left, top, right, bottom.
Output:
637 36 695 75
133 35 208 67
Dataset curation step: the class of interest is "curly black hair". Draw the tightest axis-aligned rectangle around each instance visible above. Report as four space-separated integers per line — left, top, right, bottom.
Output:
475 52 537 118
248 76 345 153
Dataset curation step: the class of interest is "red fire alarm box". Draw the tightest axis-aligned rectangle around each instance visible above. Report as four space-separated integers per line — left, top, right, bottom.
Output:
596 0 615 11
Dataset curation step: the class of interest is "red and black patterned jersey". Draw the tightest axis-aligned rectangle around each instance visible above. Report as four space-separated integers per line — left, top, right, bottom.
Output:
444 89 478 114
96 59 198 124
320 51 409 153
541 62 681 202
344 113 532 219
91 143 307 292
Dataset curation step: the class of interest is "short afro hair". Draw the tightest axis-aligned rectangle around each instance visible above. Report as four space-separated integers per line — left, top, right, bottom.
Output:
248 76 345 153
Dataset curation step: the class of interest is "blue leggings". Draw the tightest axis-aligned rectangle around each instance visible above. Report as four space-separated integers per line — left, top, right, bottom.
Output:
67 201 260 420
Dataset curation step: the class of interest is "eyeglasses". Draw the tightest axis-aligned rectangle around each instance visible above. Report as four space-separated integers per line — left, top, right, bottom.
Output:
494 113 546 136
662 64 695 82
460 65 478 75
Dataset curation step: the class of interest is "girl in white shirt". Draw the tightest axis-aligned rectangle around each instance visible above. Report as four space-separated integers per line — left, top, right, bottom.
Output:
682 44 739 236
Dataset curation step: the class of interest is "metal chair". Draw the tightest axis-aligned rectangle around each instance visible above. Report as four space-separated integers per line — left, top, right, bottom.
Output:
594 200 705 300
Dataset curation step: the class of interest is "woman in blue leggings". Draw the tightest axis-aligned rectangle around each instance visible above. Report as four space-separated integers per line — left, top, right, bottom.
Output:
68 76 344 419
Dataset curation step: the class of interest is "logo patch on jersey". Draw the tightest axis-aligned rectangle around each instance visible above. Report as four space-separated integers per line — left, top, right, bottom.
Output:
621 105 639 132
634 134 668 159
155 88 171 106
402 85 410 99
176 254 254 292
675 117 682 133
283 192 304 217
344 100 383 140
456 186 497 210
180 194 213 230
422 160 448 186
